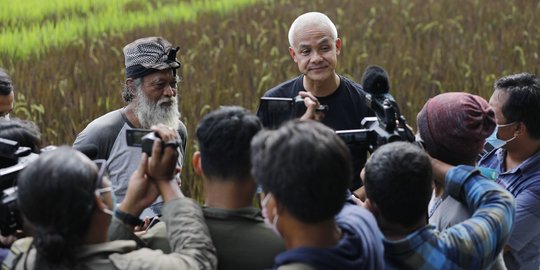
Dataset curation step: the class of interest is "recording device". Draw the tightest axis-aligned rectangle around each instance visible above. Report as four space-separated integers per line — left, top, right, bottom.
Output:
0 138 39 236
336 65 415 152
258 96 329 129
256 65 415 152
126 129 161 156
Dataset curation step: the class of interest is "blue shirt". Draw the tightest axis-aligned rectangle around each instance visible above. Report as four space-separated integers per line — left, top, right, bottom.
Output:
479 148 540 270
274 203 385 270
384 165 515 270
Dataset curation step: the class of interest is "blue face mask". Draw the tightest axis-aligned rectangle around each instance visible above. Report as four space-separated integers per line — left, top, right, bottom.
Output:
485 123 517 149
477 166 499 180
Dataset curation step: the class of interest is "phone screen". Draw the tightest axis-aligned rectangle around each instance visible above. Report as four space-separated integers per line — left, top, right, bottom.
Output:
257 97 295 129
126 129 152 147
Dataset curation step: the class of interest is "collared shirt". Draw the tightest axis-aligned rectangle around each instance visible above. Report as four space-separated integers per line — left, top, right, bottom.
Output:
479 148 540 270
384 166 515 270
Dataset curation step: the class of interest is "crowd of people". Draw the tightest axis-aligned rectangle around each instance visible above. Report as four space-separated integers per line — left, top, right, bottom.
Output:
0 10 539 270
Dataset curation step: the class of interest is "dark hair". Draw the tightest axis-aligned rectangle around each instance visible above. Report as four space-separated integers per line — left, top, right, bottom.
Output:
196 106 262 180
251 120 352 223
17 146 97 270
494 72 540 139
0 68 13 96
364 141 432 227
0 119 41 153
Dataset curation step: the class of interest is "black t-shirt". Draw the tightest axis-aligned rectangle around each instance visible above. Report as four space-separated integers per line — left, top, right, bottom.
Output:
258 75 372 189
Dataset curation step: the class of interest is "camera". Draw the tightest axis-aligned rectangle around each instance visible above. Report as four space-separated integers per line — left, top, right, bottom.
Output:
257 65 415 152
258 96 329 129
336 65 415 152
126 129 162 156
335 94 415 153
0 138 40 236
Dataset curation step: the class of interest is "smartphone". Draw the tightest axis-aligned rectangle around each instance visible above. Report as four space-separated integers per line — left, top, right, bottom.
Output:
257 97 297 129
257 96 328 129
126 129 153 147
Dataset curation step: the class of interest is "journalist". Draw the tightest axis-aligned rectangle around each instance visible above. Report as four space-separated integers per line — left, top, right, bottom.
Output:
3 124 216 270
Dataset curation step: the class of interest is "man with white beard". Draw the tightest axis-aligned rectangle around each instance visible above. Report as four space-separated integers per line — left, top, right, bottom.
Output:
74 37 187 218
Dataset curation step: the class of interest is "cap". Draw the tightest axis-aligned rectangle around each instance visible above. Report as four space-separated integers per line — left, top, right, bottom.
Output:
123 37 181 79
417 92 495 165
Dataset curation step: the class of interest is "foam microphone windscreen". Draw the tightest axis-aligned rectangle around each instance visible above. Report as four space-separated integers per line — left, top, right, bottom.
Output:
361 65 390 95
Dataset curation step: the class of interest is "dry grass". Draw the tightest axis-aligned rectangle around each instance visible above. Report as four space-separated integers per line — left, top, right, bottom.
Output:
1 0 539 200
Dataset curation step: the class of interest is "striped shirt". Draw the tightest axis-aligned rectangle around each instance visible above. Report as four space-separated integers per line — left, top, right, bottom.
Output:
479 148 540 269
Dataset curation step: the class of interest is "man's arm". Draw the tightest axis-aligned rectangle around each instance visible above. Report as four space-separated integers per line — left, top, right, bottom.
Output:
109 125 217 269
433 162 515 269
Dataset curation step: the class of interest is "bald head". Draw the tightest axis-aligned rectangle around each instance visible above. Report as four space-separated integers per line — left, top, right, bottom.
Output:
288 12 338 48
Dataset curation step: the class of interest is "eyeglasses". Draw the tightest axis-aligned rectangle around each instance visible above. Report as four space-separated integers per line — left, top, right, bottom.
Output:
94 159 112 196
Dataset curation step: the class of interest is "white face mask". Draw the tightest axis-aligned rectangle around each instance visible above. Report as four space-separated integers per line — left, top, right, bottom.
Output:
485 122 517 149
94 160 117 217
95 186 117 216
261 193 281 237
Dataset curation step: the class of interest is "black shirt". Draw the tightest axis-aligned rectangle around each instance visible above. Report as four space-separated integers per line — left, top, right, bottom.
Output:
258 75 372 189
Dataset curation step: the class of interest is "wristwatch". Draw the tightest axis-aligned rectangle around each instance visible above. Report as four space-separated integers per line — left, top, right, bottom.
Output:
114 209 144 227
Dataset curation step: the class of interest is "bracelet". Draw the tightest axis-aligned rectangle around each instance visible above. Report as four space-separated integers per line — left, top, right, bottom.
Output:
114 209 144 227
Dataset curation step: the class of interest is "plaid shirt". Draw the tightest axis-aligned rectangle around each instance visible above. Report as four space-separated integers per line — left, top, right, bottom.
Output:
383 165 515 270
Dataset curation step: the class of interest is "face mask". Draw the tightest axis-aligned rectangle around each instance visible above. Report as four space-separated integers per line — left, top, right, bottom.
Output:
476 166 499 180
261 194 281 237
485 122 517 149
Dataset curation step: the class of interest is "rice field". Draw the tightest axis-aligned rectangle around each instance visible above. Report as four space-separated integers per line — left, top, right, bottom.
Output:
1 0 539 199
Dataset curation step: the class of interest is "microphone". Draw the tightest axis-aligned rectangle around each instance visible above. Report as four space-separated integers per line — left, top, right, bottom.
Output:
361 65 415 142
361 65 390 96
361 65 395 117
74 144 98 160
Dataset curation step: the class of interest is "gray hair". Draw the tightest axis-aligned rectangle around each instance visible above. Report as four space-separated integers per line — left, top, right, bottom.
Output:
288 12 338 48
122 77 144 103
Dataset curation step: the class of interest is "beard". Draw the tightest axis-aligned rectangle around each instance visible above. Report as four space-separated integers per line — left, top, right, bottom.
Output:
134 88 180 129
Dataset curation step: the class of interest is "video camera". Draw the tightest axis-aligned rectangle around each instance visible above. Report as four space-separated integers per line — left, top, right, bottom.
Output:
0 138 39 236
336 65 415 152
126 129 170 156
257 65 415 152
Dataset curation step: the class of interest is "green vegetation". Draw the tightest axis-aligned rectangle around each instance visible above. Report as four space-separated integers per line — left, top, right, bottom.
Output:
1 0 539 200
0 0 259 59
